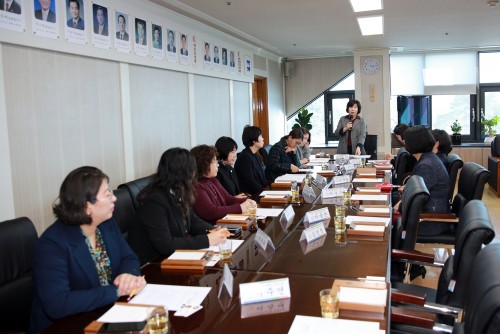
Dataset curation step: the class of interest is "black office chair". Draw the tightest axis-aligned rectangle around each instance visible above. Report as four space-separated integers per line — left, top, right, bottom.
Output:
392 148 417 186
417 162 490 246
118 174 154 210
112 187 136 241
391 200 495 329
364 134 378 160
0 217 38 332
391 175 430 283
443 154 463 204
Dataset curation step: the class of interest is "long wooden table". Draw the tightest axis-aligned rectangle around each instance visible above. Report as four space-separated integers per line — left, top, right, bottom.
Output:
44 171 392 333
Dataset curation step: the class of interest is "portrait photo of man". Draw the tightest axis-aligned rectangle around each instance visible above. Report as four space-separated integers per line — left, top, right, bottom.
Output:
67 0 84 30
167 29 176 53
135 18 146 45
213 45 220 64
0 0 21 14
222 48 228 66
230 51 235 67
204 42 211 61
93 5 108 36
152 25 162 49
115 13 129 41
180 33 188 56
34 0 55 23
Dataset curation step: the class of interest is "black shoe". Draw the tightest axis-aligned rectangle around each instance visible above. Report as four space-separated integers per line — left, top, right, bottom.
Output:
410 265 427 281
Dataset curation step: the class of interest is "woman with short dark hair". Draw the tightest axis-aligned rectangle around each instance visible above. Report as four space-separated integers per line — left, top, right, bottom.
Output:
214 136 243 196
431 129 452 165
296 127 311 166
128 148 229 264
235 125 268 199
30 166 146 333
191 145 256 224
335 99 366 155
266 128 303 181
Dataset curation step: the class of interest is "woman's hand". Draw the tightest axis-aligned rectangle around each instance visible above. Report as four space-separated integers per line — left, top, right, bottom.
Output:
384 153 393 160
207 227 229 246
284 146 296 154
345 122 353 132
300 158 309 165
114 273 147 297
240 199 256 213
393 200 401 213
290 164 300 173
235 193 248 199
355 146 361 155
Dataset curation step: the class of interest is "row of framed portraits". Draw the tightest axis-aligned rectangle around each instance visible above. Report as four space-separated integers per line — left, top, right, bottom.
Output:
0 0 253 75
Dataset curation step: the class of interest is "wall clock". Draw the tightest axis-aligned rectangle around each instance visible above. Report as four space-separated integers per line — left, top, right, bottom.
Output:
363 57 380 75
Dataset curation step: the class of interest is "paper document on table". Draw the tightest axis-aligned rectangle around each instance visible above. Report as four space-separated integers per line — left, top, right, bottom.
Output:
351 194 388 201
352 178 383 183
129 284 211 311
256 208 284 217
168 251 206 260
275 174 306 183
345 216 390 226
201 239 244 253
221 215 249 221
309 158 330 163
288 315 383 334
98 304 154 323
259 190 291 196
363 207 390 213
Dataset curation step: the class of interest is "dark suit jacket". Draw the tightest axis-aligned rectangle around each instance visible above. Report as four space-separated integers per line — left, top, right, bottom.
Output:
204 55 211 61
0 0 21 14
67 17 84 30
29 219 140 333
216 162 240 196
94 24 108 36
136 36 146 45
235 147 267 198
34 9 56 23
180 48 188 56
266 137 300 181
214 56 220 64
128 189 212 265
167 44 176 53
116 31 129 41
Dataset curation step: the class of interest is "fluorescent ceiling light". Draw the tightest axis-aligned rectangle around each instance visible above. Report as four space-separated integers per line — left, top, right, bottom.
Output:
349 0 383 12
357 15 384 36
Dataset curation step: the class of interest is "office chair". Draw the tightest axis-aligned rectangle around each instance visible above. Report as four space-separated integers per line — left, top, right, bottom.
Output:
391 200 495 330
0 217 38 332
112 187 136 241
118 174 154 210
443 154 463 204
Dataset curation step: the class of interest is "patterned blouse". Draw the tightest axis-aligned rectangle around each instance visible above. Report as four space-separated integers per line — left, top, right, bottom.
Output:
82 228 112 286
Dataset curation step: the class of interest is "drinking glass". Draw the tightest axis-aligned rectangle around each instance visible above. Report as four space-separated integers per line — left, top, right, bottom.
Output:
319 289 339 318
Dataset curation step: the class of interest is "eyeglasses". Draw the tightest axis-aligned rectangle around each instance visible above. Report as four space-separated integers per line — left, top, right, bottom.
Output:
95 189 114 202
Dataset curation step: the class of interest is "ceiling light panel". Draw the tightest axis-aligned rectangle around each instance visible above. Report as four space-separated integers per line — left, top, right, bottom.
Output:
349 0 383 12
357 15 384 36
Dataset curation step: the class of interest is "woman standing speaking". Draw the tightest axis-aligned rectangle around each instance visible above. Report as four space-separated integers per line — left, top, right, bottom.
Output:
335 100 367 155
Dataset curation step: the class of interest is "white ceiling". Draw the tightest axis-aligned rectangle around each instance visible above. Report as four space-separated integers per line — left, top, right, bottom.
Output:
152 0 500 59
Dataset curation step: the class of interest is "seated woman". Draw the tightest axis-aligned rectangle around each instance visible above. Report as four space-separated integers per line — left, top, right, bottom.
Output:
296 127 311 166
431 129 452 166
391 124 409 148
215 136 245 197
335 99 366 155
401 126 451 236
30 166 146 333
128 148 229 265
191 145 256 224
234 125 268 199
266 128 303 181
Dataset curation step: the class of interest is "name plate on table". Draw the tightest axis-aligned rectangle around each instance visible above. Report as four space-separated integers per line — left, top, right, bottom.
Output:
333 175 351 184
302 185 316 203
300 222 327 243
349 158 362 165
321 187 344 198
315 174 327 187
301 235 326 255
241 297 291 318
254 228 275 251
304 207 330 224
240 278 291 305
343 163 356 173
218 263 234 298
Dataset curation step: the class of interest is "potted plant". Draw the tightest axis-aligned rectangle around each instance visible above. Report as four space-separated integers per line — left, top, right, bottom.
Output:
450 120 462 145
292 107 313 130
482 115 499 143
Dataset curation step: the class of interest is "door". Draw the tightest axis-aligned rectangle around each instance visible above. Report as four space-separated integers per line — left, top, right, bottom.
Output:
252 77 269 144
324 91 354 142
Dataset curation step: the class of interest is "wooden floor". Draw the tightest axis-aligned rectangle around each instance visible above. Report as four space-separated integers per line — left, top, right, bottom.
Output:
413 185 500 288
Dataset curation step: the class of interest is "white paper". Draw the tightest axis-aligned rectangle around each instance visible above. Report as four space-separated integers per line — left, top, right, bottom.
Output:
339 287 387 307
352 178 383 183
288 315 383 334
350 155 372 159
264 194 287 199
351 194 388 201
275 174 306 183
363 207 390 213
345 216 390 226
129 284 211 311
201 239 244 253
260 190 292 196
240 278 291 304
353 225 386 233
98 304 154 323
309 157 330 163
357 188 381 193
168 251 205 260
221 214 249 221
256 208 284 217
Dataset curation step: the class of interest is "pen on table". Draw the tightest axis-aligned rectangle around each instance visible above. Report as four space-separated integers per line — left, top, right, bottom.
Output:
127 275 145 301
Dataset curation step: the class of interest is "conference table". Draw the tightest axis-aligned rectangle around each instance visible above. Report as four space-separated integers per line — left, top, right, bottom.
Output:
44 169 392 334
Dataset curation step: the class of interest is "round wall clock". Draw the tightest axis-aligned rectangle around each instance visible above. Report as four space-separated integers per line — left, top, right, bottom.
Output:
363 57 380 75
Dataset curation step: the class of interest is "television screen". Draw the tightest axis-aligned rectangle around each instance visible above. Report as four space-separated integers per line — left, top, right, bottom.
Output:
397 95 432 127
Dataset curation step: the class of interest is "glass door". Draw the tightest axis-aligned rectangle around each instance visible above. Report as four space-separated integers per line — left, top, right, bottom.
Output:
324 91 354 142
479 85 500 139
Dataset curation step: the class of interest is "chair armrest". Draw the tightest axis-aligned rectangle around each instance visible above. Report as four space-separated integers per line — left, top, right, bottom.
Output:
391 306 436 329
419 213 458 223
392 249 435 263
392 288 426 306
